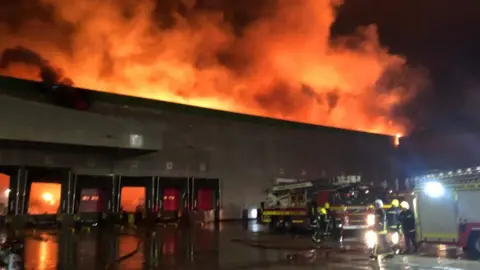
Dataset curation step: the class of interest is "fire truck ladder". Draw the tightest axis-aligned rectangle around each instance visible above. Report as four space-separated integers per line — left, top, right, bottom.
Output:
413 166 480 189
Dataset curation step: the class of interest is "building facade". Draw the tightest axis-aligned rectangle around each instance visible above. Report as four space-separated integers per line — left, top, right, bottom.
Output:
0 76 399 219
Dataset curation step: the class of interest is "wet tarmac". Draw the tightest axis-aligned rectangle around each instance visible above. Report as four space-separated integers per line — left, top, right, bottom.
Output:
10 222 480 269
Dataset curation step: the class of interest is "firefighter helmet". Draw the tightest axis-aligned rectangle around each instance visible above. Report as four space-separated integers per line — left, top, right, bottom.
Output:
400 201 410 209
391 199 399 207
374 199 383 209
324 202 330 209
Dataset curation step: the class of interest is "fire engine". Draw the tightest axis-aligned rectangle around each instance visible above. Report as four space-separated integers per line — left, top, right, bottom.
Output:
261 176 392 231
412 166 480 257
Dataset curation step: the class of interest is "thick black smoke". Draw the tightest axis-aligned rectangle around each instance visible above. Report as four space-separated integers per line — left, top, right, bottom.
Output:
0 46 73 86
0 46 92 110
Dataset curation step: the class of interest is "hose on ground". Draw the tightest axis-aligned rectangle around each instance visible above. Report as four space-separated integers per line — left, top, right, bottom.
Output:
105 233 143 270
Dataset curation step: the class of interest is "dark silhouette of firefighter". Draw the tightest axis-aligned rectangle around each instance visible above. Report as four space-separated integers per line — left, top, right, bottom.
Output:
310 200 322 242
398 201 418 253
386 199 401 231
371 199 394 258
312 202 341 243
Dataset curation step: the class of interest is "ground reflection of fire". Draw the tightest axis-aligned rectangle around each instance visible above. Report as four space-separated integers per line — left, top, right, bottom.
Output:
162 233 176 256
28 182 61 215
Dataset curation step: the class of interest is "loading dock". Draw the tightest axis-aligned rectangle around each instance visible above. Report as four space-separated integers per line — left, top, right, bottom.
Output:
190 178 220 223
73 174 115 227
117 176 155 225
157 178 189 221
23 167 70 227
0 166 22 216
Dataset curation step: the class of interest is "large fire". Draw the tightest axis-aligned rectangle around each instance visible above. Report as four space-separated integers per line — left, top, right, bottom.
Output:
0 0 424 135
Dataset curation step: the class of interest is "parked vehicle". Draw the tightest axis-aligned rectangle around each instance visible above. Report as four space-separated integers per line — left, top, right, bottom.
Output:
412 167 480 257
261 176 392 232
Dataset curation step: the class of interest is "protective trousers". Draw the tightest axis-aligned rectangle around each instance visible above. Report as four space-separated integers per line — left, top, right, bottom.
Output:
403 231 418 252
372 233 393 256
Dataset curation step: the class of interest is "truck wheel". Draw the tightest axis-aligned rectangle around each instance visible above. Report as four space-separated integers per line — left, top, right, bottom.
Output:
467 232 480 258
283 217 293 232
269 217 281 233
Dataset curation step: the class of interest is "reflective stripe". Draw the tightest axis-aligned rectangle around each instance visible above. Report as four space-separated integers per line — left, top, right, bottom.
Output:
263 211 307 216
343 225 368 229
423 233 456 239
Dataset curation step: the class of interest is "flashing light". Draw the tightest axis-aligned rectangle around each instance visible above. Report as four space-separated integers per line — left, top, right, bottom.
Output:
366 214 375 226
424 181 445 198
365 190 369 194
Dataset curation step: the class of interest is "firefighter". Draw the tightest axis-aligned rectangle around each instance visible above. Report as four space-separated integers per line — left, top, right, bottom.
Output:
310 204 322 243
319 202 330 233
398 201 418 253
386 199 401 231
311 202 332 243
371 199 393 258
309 199 319 226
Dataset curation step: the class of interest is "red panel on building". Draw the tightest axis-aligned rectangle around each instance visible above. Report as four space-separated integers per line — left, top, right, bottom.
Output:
197 188 213 210
163 188 179 211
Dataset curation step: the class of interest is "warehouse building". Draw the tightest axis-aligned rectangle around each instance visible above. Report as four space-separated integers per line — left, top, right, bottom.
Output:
0 76 398 220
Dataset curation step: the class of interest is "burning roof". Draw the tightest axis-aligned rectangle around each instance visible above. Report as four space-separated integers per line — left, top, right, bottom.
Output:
0 0 427 136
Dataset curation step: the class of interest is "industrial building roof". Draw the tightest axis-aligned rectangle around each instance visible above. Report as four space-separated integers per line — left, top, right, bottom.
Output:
0 75 390 139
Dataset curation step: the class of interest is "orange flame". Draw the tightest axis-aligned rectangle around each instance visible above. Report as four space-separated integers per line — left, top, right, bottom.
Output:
0 0 423 135
394 133 402 147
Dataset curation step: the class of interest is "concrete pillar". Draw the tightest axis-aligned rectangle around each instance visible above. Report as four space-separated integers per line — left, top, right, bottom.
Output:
5 167 23 215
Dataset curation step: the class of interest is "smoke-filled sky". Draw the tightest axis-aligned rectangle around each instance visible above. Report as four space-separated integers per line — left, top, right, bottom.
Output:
0 0 478 136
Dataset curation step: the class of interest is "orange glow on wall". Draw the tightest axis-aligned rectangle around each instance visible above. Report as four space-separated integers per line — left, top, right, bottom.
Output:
0 174 9 214
120 187 145 212
28 182 61 215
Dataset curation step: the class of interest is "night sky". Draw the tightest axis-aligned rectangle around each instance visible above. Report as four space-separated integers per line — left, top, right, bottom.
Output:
334 0 480 133
2 0 480 134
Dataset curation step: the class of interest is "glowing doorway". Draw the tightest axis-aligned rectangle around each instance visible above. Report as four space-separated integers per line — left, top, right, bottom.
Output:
120 187 145 213
0 174 9 215
28 182 61 215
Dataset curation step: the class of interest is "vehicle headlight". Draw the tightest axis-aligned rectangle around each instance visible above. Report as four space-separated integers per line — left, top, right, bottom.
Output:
391 232 400 245
365 230 377 248
366 214 375 226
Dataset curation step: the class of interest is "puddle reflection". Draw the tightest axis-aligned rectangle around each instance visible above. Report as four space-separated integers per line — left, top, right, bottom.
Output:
20 227 221 270
14 224 479 270
24 233 58 270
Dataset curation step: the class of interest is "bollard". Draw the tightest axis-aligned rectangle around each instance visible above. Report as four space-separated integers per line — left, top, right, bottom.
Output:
128 214 135 227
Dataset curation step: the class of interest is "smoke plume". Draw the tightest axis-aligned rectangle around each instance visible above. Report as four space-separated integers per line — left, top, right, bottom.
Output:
0 46 73 86
0 0 426 135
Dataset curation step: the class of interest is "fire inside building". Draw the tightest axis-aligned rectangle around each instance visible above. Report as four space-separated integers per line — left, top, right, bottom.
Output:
0 75 400 226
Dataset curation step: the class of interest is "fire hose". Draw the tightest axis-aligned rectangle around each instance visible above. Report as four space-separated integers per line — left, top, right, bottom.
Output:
104 233 143 270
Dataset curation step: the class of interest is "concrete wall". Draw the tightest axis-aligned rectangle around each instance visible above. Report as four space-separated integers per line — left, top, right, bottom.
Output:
0 95 164 150
0 91 398 219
